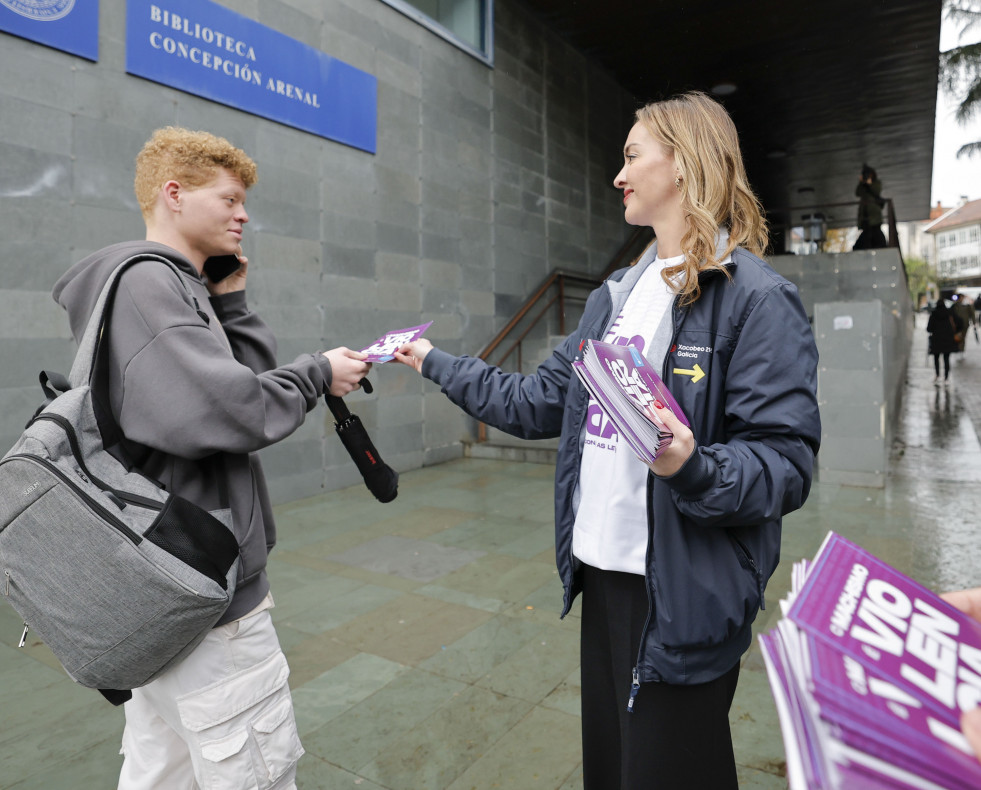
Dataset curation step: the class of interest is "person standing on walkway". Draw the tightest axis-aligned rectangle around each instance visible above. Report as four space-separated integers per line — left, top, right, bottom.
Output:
53 127 371 789
395 92 820 790
953 292 975 351
927 299 961 385
852 164 887 250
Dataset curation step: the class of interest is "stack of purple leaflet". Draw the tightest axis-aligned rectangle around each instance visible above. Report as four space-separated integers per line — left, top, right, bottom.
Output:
360 321 433 363
572 340 689 463
759 531 981 790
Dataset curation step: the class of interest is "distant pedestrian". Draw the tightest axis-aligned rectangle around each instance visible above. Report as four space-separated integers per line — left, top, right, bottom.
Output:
852 164 887 250
953 293 975 352
927 299 962 386
974 293 981 324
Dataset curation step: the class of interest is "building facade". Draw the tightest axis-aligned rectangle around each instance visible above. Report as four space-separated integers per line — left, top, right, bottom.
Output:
926 198 981 286
0 0 637 503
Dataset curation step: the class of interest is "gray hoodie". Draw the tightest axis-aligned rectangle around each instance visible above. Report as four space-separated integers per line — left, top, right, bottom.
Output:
53 241 332 624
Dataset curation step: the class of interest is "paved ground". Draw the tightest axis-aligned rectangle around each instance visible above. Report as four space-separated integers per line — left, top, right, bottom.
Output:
2 316 980 789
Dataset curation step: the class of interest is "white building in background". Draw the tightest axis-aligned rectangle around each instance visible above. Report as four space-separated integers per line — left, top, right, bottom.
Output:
925 198 981 285
896 201 953 265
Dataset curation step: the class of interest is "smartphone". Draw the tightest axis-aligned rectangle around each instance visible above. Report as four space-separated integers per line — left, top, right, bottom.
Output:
203 254 242 283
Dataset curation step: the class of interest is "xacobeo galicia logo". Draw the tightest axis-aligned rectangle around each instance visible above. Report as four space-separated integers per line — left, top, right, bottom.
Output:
0 0 75 21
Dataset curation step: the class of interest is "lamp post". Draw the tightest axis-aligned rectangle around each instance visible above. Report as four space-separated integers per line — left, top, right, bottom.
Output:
801 212 827 253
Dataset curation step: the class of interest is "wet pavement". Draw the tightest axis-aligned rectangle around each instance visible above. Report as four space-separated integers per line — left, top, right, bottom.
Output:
1 317 980 789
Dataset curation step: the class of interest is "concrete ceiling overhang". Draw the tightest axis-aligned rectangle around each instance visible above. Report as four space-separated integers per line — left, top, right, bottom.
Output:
520 0 943 228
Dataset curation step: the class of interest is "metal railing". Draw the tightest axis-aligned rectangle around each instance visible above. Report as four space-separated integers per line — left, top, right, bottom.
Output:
473 226 653 443
774 198 900 251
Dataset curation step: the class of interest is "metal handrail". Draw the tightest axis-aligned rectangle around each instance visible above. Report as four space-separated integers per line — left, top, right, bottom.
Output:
476 226 654 365
475 271 601 362
473 226 654 443
772 199 900 249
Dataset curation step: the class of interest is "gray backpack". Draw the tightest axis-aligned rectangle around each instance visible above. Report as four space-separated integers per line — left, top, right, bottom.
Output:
0 255 240 703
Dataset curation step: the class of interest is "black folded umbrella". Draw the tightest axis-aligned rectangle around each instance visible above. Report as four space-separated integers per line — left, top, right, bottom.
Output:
325 380 398 503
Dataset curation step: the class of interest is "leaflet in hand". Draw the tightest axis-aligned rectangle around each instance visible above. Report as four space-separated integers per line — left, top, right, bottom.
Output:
572 339 688 463
759 531 981 790
360 322 433 363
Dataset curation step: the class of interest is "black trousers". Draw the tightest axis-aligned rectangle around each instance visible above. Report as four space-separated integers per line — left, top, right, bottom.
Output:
580 564 741 790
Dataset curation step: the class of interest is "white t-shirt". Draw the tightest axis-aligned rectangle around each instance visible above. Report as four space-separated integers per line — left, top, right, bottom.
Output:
572 255 682 575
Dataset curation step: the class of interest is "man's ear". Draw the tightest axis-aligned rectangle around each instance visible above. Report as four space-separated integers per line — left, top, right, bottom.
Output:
161 180 183 213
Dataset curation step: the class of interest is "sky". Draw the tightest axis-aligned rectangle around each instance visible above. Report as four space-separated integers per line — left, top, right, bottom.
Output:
933 12 981 209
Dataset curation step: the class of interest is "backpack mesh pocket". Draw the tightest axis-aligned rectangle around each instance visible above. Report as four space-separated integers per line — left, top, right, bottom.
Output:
143 496 239 589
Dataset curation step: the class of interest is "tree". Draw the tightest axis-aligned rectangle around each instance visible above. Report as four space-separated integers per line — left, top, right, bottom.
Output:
904 256 936 310
940 1 981 158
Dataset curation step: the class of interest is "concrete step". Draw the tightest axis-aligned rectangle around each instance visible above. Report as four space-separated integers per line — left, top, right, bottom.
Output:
465 425 558 465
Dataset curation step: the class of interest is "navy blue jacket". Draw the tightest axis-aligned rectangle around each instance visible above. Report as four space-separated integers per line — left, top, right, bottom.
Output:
422 246 821 686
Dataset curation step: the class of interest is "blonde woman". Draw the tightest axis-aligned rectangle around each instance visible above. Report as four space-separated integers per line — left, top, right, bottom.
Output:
396 92 820 788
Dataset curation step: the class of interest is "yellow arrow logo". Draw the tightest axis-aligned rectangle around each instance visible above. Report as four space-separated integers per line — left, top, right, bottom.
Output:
673 364 705 383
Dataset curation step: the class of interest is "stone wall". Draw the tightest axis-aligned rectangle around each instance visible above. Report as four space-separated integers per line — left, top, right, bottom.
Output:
0 0 637 502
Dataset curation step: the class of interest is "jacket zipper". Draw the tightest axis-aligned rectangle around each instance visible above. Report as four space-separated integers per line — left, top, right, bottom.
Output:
629 297 686 713
629 472 658 713
1 454 141 545
732 536 766 611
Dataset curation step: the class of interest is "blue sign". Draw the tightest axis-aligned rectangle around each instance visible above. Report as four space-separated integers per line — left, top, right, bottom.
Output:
0 0 99 61
126 0 377 153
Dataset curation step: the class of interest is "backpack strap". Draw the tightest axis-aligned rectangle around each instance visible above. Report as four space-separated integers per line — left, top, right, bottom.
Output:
66 254 232 509
68 254 203 389
26 370 73 427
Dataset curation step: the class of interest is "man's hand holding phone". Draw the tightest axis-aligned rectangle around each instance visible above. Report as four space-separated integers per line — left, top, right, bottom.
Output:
204 251 247 295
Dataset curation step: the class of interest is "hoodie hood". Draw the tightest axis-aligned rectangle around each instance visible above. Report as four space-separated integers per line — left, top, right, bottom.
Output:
53 241 201 344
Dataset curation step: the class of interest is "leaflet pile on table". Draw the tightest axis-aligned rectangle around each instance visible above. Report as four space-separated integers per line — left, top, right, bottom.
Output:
759 531 981 790
571 340 689 463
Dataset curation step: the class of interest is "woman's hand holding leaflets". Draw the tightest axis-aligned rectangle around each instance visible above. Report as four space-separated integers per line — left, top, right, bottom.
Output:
941 587 981 761
643 400 695 477
394 339 433 374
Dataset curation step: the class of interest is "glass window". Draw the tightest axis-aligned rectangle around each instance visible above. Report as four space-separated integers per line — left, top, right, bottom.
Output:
380 0 492 62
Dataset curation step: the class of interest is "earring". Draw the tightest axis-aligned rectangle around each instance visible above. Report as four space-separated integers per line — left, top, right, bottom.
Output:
674 176 682 191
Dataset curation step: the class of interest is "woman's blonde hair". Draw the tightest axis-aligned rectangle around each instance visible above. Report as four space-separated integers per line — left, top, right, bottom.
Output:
134 127 258 218
635 91 767 305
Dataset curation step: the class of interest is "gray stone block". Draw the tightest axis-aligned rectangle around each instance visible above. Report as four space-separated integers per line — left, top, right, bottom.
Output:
249 197 321 240
253 232 322 276
70 204 146 253
377 222 420 256
0 144 71 202
0 96 72 155
0 38 78 109
818 437 886 476
3 239 75 290
257 0 321 48
0 289 74 340
0 338 75 391
818 368 883 406
421 259 462 289
820 402 885 441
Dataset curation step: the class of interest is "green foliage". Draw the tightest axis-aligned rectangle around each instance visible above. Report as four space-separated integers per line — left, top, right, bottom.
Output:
941 1 981 156
904 256 935 304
